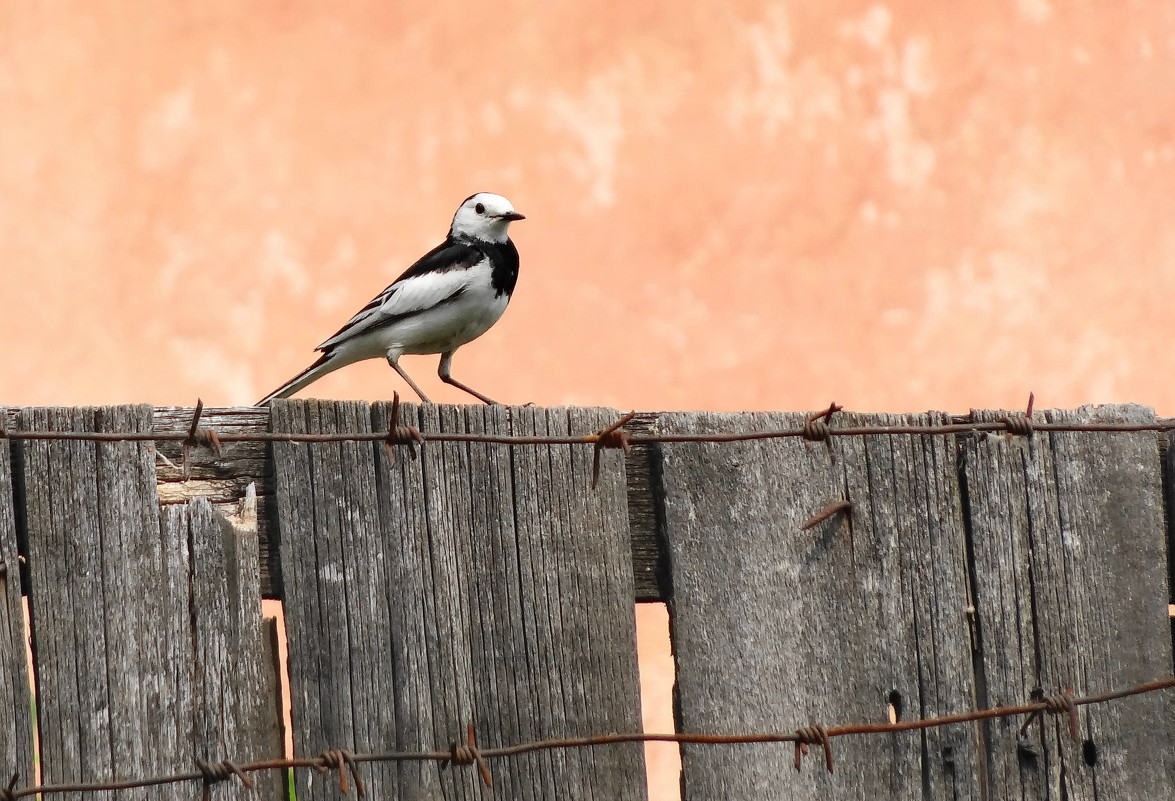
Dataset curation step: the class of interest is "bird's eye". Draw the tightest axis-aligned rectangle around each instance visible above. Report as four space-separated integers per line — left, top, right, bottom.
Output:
475 203 485 214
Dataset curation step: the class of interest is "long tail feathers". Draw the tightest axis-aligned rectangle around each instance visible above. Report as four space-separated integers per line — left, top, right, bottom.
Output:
256 353 341 406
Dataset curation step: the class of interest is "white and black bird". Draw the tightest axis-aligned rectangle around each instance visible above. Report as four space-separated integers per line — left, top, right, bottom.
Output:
257 192 524 406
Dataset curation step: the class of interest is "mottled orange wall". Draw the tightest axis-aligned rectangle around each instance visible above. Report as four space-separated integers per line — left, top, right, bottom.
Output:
4 2 1174 414
3 2 1174 798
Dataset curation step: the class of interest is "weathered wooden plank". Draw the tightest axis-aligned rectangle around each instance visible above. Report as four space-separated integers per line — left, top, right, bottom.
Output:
152 406 279 597
18 407 283 799
657 411 980 800
0 415 35 784
269 399 375 801
152 406 273 507
11 405 664 604
964 404 1175 799
1164 433 1175 656
19 405 188 797
270 400 646 801
163 488 284 799
147 405 662 601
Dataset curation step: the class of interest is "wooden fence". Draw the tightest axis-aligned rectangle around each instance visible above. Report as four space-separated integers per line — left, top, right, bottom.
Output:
0 400 1171 799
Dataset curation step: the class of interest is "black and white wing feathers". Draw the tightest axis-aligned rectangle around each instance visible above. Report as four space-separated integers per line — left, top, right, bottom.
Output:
316 239 485 352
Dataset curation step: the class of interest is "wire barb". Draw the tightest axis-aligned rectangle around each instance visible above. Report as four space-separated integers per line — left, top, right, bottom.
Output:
384 392 425 462
442 724 493 787
590 411 636 489
182 399 223 481
802 402 842 455
1019 688 1079 741
196 759 252 801
314 749 365 797
793 725 834 773
0 772 18 801
1001 392 1036 437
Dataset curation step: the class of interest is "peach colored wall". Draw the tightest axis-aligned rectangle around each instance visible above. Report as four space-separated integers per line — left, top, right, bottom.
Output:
3 4 1174 800
4 2 1173 413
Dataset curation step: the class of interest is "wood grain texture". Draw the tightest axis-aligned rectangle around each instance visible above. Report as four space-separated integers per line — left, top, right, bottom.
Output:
0 416 34 783
270 400 646 801
1162 432 1175 660
19 405 181 796
964 404 1175 800
148 405 663 601
162 490 284 799
656 411 980 801
18 406 282 798
152 406 279 597
624 413 671 602
152 406 273 508
4 402 1172 609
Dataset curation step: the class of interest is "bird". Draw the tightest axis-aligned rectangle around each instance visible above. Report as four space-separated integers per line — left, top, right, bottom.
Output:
257 192 524 406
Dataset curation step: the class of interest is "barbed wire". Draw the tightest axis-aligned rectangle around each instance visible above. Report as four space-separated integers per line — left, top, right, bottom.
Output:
3 675 1171 798
2 394 1172 486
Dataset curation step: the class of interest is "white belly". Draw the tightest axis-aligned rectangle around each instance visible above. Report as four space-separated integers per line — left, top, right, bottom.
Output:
376 283 510 357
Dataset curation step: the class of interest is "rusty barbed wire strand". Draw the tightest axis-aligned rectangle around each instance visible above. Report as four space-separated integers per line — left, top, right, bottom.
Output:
5 399 1175 448
4 675 1170 797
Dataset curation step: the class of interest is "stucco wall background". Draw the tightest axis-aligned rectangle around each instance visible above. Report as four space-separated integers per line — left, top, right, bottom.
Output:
4 2 1173 413
3 3 1174 798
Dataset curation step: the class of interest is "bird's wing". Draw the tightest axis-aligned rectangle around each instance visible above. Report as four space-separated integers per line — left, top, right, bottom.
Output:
316 240 484 351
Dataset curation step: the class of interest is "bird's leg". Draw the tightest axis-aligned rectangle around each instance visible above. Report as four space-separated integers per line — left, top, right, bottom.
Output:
387 355 432 403
438 351 498 405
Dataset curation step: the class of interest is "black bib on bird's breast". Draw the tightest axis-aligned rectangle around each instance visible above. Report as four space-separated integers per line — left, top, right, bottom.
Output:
481 239 520 297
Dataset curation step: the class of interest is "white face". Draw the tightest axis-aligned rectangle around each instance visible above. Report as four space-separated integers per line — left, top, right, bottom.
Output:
449 192 524 242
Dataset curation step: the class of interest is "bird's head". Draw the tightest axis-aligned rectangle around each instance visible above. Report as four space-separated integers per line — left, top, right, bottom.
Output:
449 192 525 243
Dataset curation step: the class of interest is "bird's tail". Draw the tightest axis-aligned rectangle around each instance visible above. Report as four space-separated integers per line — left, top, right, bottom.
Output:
256 352 344 406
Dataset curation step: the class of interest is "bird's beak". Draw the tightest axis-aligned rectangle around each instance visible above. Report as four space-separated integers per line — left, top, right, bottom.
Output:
498 211 526 222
